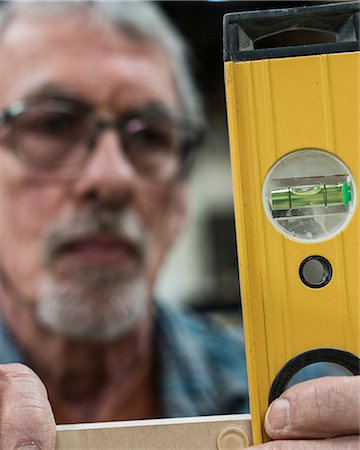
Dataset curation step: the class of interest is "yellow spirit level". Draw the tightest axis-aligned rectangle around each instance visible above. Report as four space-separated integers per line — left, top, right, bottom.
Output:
224 2 360 445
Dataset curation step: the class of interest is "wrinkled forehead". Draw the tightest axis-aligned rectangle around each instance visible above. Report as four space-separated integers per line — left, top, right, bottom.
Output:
0 10 178 111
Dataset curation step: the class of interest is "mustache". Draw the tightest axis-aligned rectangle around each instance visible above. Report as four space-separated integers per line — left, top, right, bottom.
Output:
42 206 147 265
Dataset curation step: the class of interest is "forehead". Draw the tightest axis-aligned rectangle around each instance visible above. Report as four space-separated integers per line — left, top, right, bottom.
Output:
0 11 178 111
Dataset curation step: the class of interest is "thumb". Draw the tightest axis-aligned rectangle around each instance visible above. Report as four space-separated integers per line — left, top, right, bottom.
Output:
265 376 360 440
0 363 56 450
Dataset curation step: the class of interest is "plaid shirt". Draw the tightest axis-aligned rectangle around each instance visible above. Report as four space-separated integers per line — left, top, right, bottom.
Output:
0 302 249 417
156 303 249 416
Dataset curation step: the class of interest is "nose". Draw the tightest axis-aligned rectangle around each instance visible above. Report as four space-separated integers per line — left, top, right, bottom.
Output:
73 129 137 206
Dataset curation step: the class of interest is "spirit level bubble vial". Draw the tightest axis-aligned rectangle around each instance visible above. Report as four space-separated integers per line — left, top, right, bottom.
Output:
224 2 360 445
270 181 352 211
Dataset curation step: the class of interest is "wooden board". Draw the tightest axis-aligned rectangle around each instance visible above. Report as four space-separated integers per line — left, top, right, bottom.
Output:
56 414 252 449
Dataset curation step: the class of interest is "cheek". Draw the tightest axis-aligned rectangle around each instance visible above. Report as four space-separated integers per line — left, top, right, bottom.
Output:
136 182 185 285
1 178 65 240
137 184 173 241
0 169 68 286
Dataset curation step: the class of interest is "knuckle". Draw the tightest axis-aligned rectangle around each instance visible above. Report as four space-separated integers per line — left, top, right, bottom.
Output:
0 362 36 379
285 376 359 433
0 363 47 399
287 377 336 417
310 377 355 418
312 382 331 418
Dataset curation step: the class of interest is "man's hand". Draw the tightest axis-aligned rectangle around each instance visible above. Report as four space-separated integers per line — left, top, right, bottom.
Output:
249 376 360 449
0 363 56 450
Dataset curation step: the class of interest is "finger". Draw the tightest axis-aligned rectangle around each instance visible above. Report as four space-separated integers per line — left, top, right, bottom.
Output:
248 435 360 449
265 376 360 440
0 363 56 450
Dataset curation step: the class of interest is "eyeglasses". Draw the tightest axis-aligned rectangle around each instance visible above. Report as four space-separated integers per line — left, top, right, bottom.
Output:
0 99 203 181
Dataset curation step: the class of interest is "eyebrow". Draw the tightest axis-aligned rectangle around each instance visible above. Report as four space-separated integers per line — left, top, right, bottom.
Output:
12 82 178 119
20 83 87 104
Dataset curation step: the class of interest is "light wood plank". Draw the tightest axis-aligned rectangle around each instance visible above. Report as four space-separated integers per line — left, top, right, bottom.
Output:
56 414 252 449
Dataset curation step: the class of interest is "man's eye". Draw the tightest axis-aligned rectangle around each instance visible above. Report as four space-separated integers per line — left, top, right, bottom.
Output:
123 117 177 150
19 112 78 137
136 128 171 147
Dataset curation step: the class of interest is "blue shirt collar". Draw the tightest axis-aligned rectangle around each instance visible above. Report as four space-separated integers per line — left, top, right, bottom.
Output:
0 314 25 364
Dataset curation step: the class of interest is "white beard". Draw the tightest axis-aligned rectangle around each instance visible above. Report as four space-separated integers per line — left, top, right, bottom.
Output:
36 273 148 342
36 207 150 342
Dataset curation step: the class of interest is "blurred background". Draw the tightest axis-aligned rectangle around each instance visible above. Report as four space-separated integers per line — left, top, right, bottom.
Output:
154 1 322 315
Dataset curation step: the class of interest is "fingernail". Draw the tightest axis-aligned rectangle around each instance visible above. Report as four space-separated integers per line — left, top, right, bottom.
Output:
266 398 290 430
16 443 41 450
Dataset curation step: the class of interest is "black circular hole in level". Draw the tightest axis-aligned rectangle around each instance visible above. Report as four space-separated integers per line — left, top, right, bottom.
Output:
299 256 332 288
269 348 360 405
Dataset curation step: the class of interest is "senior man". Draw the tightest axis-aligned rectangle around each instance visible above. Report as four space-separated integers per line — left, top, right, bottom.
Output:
0 2 359 450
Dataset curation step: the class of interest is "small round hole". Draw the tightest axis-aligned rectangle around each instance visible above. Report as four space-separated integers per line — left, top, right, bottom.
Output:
299 256 332 288
269 348 360 404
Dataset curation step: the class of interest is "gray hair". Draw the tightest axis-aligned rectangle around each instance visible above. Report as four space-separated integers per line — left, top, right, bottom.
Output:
0 1 204 135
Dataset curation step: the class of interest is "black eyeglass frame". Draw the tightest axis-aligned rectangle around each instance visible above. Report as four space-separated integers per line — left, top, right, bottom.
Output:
0 99 205 179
